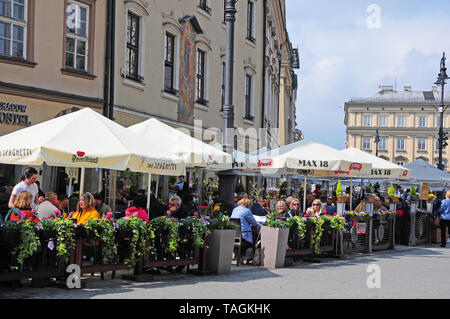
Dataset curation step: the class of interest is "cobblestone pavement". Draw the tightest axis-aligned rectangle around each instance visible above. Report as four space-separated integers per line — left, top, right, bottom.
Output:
1 244 449 299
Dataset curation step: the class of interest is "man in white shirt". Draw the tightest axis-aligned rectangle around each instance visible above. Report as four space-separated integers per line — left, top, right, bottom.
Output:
35 192 60 220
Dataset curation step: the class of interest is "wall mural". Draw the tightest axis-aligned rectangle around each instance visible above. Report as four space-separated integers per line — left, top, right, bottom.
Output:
178 21 196 125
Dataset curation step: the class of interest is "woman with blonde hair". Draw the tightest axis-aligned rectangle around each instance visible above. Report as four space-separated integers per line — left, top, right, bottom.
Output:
288 198 301 216
6 191 39 222
304 199 326 218
67 192 100 225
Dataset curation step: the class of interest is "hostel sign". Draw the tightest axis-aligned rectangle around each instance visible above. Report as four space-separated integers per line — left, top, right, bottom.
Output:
0 101 32 126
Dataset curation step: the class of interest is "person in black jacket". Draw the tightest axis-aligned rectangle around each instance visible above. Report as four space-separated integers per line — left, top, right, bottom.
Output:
148 193 168 220
168 195 190 219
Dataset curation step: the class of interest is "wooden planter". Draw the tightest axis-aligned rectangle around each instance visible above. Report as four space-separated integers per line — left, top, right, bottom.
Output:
364 195 375 202
261 225 289 269
336 196 346 203
205 229 236 275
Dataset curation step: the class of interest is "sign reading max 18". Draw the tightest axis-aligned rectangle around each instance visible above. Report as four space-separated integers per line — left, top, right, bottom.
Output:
0 101 32 126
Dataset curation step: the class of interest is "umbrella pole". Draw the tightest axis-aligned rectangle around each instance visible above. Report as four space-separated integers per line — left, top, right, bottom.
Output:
303 175 307 213
155 174 159 199
147 173 152 216
350 177 353 211
68 167 73 197
80 167 85 195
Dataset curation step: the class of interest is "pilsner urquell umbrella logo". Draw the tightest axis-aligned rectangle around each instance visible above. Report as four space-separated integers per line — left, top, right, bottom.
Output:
72 150 99 164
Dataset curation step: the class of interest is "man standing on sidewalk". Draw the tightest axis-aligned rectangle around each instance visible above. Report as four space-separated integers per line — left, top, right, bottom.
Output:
438 190 450 247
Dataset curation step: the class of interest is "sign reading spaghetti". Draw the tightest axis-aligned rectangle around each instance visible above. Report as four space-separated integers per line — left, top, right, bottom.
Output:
0 101 31 126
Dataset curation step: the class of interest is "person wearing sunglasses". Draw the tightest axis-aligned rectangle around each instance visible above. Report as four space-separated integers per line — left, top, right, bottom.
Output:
304 199 326 218
288 198 302 216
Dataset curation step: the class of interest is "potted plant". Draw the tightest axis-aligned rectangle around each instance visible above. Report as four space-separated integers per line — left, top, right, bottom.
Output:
205 213 237 274
260 211 293 269
9 219 41 271
388 183 400 203
364 185 375 202
336 179 347 202
85 218 118 264
410 185 419 202
116 216 153 266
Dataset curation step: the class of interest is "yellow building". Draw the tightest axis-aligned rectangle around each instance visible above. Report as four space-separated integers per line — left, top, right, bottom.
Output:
345 85 450 171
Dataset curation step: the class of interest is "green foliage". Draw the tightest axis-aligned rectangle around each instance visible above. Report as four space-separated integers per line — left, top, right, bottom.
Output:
336 179 345 196
149 216 180 254
85 218 117 262
208 213 238 230
52 219 76 261
266 210 294 228
180 216 211 247
287 216 307 240
306 217 324 254
410 184 417 195
365 184 372 194
117 216 153 265
388 183 395 196
9 220 41 270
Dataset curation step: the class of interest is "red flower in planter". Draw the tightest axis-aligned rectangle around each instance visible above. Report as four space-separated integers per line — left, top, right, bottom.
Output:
352 221 357 227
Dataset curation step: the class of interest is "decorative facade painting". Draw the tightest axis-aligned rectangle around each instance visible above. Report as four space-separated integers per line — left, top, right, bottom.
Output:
178 21 196 125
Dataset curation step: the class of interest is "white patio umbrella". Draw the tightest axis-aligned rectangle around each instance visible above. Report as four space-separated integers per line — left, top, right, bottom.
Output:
128 118 232 170
0 108 185 195
339 148 410 180
253 139 372 209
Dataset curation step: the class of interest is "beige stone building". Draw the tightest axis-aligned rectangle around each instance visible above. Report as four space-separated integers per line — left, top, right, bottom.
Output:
0 0 107 192
345 85 450 171
0 0 299 201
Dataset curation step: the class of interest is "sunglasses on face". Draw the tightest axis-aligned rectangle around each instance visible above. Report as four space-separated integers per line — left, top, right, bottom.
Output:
292 203 299 206
313 204 321 206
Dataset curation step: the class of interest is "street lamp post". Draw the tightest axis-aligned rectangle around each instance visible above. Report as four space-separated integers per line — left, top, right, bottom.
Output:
374 128 380 157
435 52 449 171
218 0 238 215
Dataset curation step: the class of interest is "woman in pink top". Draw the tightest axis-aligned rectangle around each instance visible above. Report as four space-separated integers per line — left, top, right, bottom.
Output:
125 195 149 222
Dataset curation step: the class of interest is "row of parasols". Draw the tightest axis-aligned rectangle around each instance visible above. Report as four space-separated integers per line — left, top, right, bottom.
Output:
0 107 447 205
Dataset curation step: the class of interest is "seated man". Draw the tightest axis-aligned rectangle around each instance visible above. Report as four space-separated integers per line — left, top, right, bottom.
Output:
231 197 260 258
324 196 337 215
168 195 189 219
35 192 60 220
374 196 388 212
93 193 112 217
57 194 70 215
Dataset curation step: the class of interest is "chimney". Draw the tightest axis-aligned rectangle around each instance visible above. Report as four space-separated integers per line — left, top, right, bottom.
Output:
403 86 412 92
380 85 394 93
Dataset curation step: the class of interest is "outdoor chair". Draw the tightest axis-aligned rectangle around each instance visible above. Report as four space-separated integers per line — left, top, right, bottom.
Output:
229 218 255 266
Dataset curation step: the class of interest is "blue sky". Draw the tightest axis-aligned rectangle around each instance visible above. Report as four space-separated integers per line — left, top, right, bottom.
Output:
286 0 450 149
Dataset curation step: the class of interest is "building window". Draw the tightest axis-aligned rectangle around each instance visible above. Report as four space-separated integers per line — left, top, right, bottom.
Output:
417 138 426 151
0 0 27 59
397 138 405 150
246 1 255 42
378 115 387 127
244 74 253 121
397 115 405 127
196 49 207 105
362 138 371 150
198 0 211 13
363 115 371 126
125 12 142 82
436 138 440 150
65 1 89 72
378 138 387 150
164 32 176 94
437 116 442 128
221 61 225 110
419 116 426 128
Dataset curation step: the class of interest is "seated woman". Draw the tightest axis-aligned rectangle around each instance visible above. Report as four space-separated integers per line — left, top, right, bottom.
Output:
231 198 261 252
6 191 39 223
304 199 326 218
67 192 100 225
125 195 149 222
288 198 301 216
276 200 292 218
